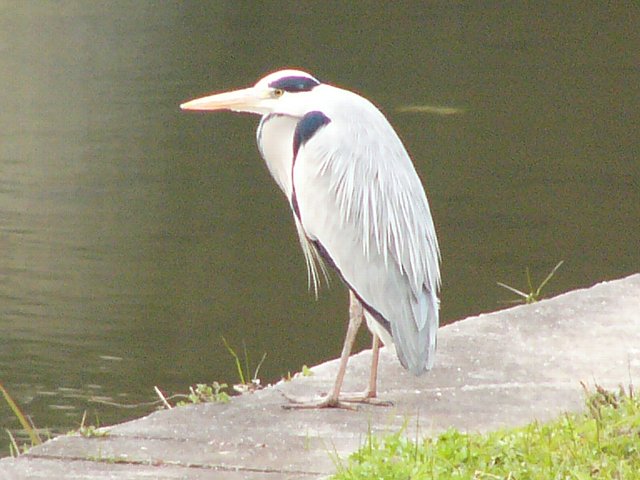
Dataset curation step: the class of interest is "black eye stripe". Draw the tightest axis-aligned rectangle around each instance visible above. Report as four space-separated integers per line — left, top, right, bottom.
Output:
268 76 320 92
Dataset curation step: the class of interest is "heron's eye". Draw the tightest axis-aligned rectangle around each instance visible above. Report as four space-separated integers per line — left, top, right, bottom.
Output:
273 88 284 98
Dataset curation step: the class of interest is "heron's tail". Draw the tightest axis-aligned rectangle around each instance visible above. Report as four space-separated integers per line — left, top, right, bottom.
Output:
392 286 439 375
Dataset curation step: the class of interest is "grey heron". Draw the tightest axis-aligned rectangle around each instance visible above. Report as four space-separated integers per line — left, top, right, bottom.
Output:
181 69 440 408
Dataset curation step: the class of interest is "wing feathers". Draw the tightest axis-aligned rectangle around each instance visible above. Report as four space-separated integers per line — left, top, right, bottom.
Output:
292 91 441 374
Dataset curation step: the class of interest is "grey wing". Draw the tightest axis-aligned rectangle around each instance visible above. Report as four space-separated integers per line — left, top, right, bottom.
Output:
292 113 441 375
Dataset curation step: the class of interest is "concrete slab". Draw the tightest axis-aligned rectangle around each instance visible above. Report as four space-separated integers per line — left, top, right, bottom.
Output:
1 274 639 479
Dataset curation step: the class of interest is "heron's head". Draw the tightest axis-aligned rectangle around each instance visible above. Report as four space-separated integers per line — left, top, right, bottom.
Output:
180 69 322 117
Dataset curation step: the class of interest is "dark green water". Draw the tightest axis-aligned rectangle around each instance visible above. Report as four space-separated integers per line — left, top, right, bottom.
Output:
1 2 638 451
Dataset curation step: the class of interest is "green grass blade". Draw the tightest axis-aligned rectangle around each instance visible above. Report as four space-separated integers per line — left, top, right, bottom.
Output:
243 340 250 384
6 429 20 457
0 382 42 446
535 260 564 297
221 337 246 385
253 352 267 381
496 281 527 298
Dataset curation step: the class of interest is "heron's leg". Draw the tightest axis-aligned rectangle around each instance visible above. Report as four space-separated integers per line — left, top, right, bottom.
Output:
283 290 363 409
367 334 381 397
338 333 392 406
323 290 364 402
340 333 379 400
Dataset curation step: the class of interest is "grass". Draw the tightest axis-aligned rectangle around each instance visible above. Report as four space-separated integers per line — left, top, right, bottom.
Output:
167 338 268 408
497 260 564 304
75 411 109 438
1 382 43 456
222 337 266 393
333 384 640 479
176 382 231 406
281 364 315 382
1 385 109 456
171 363 314 407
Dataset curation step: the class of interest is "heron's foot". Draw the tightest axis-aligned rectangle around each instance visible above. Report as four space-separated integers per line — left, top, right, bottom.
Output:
280 391 392 410
339 391 394 407
281 392 358 410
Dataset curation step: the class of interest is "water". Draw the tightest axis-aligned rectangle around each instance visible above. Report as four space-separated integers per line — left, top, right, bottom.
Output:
1 2 638 451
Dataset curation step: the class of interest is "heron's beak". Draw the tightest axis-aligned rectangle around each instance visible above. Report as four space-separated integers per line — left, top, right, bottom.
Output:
180 87 266 114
